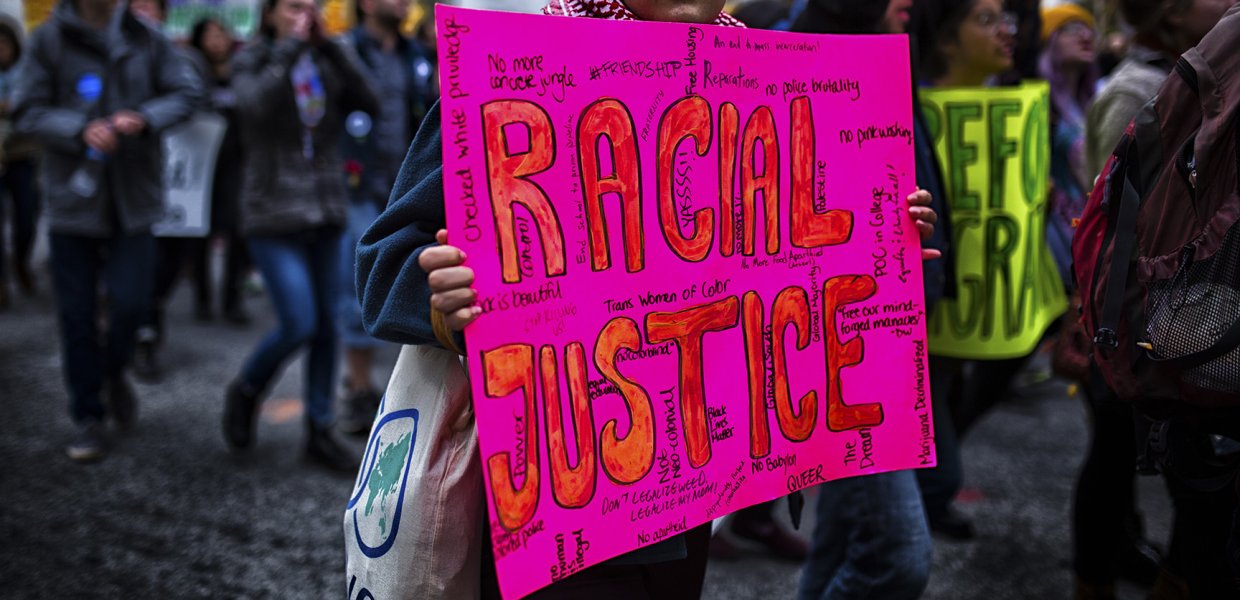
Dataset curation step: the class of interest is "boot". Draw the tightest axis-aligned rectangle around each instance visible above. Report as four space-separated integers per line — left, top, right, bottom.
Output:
132 327 162 383
223 380 260 450
1148 568 1190 600
1119 538 1163 587
730 508 809 561
13 260 35 295
1074 578 1117 600
106 375 139 431
305 420 359 473
339 387 382 436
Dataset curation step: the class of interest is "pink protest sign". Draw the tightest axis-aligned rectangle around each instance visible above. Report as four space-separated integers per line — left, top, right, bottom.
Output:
435 6 934 598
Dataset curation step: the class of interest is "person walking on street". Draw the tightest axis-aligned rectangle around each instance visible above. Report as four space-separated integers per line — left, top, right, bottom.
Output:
127 0 210 383
335 0 435 436
793 0 945 597
0 17 41 309
223 0 379 473
909 0 1018 540
1083 1 1238 597
187 17 251 327
12 0 202 462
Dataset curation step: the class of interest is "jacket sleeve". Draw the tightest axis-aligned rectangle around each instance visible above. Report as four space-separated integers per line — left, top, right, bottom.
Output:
11 30 89 155
137 38 205 133
321 40 380 119
357 102 461 349
232 38 307 123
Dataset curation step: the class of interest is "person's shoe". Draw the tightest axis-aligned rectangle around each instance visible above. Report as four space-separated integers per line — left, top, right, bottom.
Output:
1118 539 1162 587
1148 568 1189 600
928 508 976 541
730 515 809 561
106 376 139 431
132 339 162 383
339 387 382 436
305 421 360 473
13 261 35 295
223 306 251 326
1074 578 1117 600
195 303 214 322
66 421 109 463
223 380 260 450
707 531 745 560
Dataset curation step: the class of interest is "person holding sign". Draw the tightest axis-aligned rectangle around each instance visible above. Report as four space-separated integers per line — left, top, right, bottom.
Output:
790 0 947 597
222 0 378 472
357 0 941 596
909 0 1021 541
12 0 202 462
187 17 251 327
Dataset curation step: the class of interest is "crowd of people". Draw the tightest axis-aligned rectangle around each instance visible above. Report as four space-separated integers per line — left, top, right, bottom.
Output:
4 0 438 470
3 0 1240 598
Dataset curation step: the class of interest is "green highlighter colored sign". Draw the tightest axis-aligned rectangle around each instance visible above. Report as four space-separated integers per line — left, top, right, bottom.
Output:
921 82 1067 360
165 0 260 41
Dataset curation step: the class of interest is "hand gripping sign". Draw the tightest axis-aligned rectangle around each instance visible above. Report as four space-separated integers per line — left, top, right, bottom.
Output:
436 7 935 597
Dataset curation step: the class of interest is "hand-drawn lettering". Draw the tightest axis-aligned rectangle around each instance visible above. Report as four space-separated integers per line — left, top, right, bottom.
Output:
596 318 655 484
482 344 540 531
542 344 597 508
578 99 645 273
646 297 741 469
482 100 566 283
823 276 884 431
657 97 715 261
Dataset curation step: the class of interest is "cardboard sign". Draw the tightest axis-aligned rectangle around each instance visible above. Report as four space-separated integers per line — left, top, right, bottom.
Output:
153 112 227 238
164 0 260 40
436 7 935 597
921 83 1068 359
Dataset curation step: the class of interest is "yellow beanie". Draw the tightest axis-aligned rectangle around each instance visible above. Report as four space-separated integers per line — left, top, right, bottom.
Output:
1041 4 1095 41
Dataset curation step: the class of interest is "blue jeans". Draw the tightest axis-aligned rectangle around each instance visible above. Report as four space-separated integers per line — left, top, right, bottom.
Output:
799 470 932 600
49 231 155 424
241 226 342 426
338 201 381 350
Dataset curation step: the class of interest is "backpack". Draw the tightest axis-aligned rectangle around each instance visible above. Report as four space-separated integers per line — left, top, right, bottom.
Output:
1073 6 1240 416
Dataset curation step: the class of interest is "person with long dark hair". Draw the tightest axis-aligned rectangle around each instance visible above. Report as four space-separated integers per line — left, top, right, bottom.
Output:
792 4 941 596
222 0 378 472
793 1 949 596
908 0 1018 542
187 17 251 326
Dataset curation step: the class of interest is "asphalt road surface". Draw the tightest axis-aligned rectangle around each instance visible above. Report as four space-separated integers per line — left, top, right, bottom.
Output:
0 265 1171 599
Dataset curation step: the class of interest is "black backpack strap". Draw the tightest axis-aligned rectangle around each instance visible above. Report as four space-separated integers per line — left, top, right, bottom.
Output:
1095 175 1142 349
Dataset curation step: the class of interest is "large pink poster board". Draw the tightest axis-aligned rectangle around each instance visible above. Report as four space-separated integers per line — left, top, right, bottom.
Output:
435 6 935 598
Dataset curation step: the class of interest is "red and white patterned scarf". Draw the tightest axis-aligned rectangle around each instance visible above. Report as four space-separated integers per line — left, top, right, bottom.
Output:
541 0 745 27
